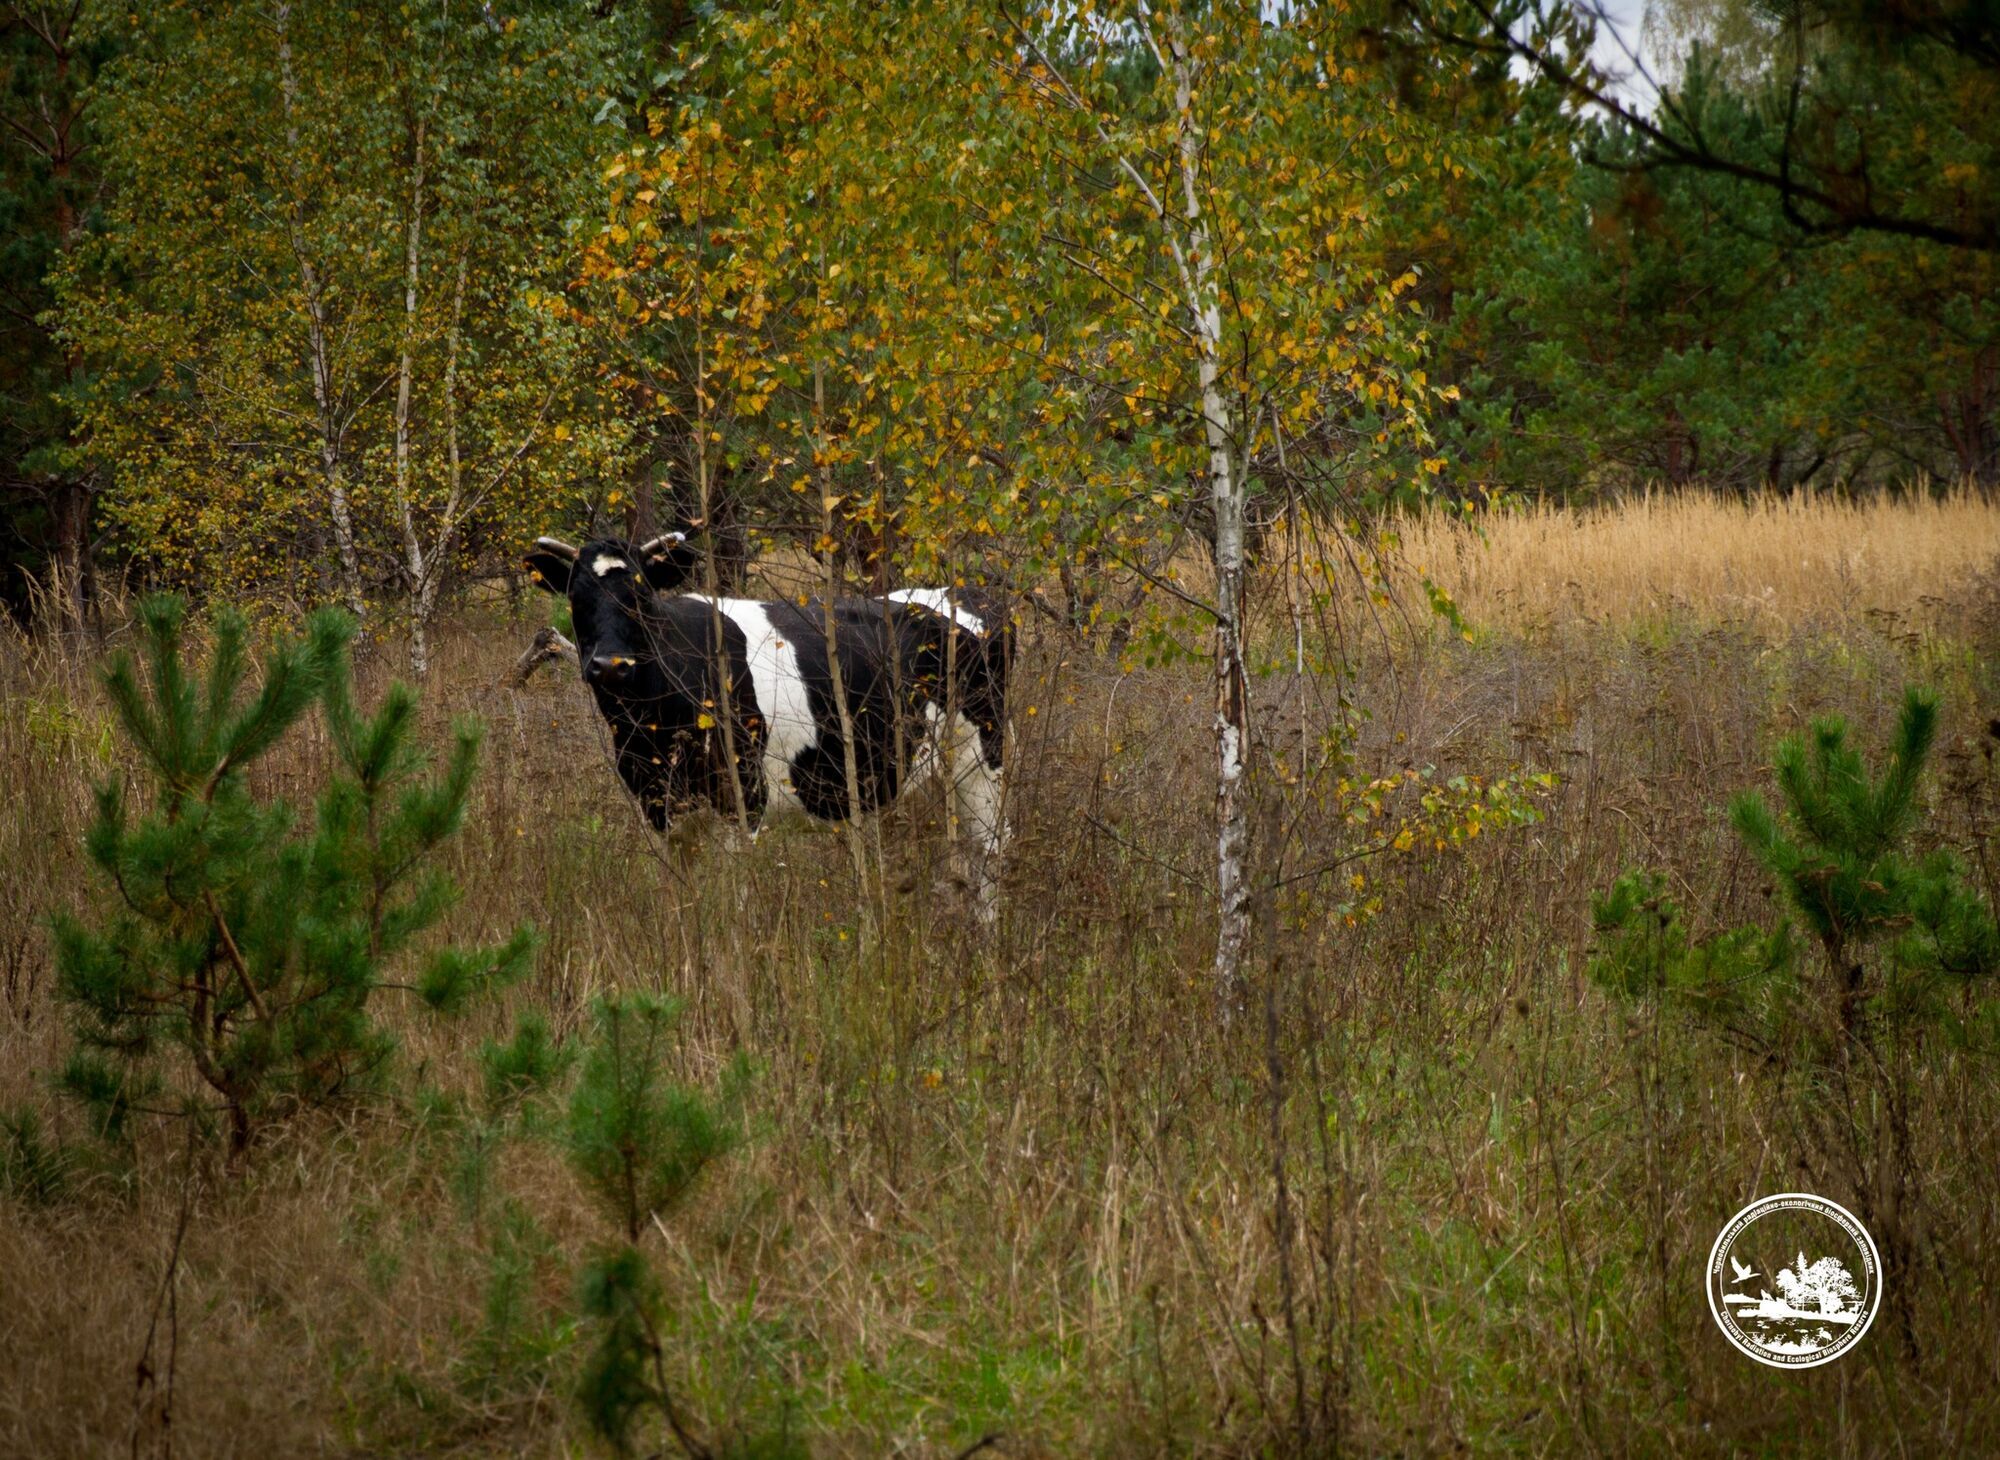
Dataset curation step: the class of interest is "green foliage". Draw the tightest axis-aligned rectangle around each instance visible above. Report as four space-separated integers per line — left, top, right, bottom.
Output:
574 1243 670 1454
583 0 1452 617
0 1 116 624
56 0 637 612
563 993 747 1243
1730 687 2000 1028
562 992 753 1454
50 594 533 1158
1425 41 1999 495
1589 870 1795 1031
574 1238 809 1460
1439 98 1822 493
480 1011 575 1117
1592 687 2000 1321
462 1201 574 1401
1595 687 2000 1045
1637 0 1998 253
0 1104 73 1206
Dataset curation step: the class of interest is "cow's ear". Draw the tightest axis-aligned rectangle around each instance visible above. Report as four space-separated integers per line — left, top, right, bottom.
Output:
638 532 699 593
524 536 577 595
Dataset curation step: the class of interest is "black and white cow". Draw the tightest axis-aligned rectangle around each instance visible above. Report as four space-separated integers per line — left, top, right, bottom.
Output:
524 533 1010 888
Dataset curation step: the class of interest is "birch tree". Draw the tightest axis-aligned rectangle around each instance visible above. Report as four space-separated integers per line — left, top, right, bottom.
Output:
983 3 1450 1007
586 1 1452 1003
272 0 367 618
59 0 625 644
379 0 597 674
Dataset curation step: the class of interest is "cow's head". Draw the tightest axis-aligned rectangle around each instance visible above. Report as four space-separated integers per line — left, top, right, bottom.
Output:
524 534 700 692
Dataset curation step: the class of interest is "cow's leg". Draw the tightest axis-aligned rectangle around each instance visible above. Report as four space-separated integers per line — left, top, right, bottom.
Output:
946 713 1005 923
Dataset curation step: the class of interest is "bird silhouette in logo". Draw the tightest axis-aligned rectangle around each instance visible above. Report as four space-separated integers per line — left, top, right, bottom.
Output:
1729 1256 1759 1285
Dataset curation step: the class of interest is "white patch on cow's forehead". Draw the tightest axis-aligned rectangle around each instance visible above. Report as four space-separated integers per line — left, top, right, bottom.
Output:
591 554 629 577
684 596 818 817
885 587 986 638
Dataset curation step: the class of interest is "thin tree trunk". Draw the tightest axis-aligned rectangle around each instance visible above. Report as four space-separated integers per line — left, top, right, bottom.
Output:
52 36 89 641
30 15 96 641
1165 19 1253 1016
1274 407 1308 781
414 254 470 659
815 346 874 908
1008 6 1252 1004
1939 342 1997 485
49 480 95 642
393 114 430 675
275 1 366 619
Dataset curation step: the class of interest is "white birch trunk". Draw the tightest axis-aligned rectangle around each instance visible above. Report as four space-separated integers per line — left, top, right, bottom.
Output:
413 255 470 668
393 115 430 674
275 2 366 621
1167 21 1253 1016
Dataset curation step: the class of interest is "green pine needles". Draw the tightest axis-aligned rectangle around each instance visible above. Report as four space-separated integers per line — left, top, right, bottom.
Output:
1591 687 2000 1354
565 994 748 1245
1587 869 1794 1026
1593 687 1999 1046
563 993 756 1455
52 595 534 1159
1729 687 2000 1033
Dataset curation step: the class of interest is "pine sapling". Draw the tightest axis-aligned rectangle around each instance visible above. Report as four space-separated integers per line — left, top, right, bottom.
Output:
52 595 534 1161
1593 688 2000 1045
563 992 749 1456
1593 686 2000 1359
1728 687 2000 1040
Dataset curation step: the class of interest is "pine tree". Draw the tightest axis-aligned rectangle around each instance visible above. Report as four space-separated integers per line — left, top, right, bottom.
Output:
1593 687 2000 1041
1593 685 1998 1359
52 595 533 1160
1729 687 2000 1038
562 993 753 1456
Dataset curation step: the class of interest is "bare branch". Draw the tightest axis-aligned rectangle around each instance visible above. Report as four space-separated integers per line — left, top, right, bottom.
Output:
1425 0 2000 253
502 626 579 689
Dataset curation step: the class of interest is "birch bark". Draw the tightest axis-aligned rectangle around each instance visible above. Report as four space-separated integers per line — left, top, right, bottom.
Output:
274 1 366 619
1012 4 1258 1010
1165 16 1253 1015
393 114 431 675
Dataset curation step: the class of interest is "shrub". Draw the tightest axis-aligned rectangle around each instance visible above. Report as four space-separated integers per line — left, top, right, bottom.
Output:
1593 687 2000 1045
1729 687 2000 1037
481 1011 576 1118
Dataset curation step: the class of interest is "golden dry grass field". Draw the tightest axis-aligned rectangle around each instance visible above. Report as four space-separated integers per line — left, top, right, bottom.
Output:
3 489 1999 1457
1392 486 2000 633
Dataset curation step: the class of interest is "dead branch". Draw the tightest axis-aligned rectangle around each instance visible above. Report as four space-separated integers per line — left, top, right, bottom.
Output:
502 626 578 689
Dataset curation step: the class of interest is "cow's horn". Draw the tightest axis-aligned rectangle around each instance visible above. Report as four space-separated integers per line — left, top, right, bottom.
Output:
636 531 687 558
533 536 578 560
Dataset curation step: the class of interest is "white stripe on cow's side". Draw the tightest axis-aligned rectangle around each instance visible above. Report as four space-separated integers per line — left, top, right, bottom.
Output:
684 596 818 815
884 588 986 638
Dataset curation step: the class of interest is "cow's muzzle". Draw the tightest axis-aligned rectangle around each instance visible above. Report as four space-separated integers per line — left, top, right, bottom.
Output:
583 652 635 687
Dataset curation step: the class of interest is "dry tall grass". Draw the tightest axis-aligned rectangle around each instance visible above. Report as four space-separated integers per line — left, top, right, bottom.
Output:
2 491 1998 1457
1390 485 2000 633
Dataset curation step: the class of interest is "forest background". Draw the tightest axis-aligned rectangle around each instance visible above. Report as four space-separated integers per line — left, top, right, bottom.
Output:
4 0 1994 641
